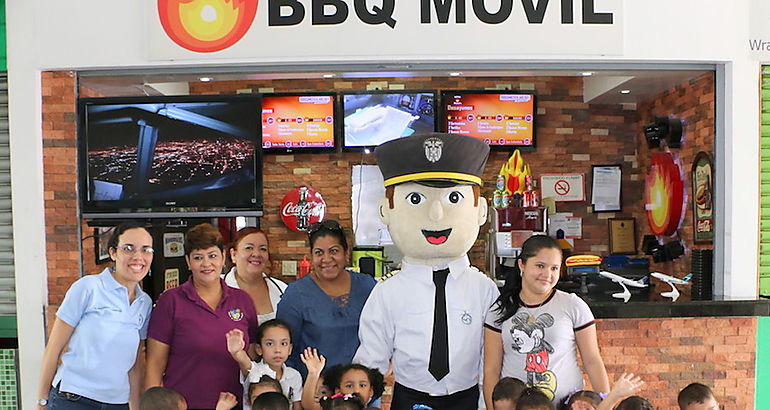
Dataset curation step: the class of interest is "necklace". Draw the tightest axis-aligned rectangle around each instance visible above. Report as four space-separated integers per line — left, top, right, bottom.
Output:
520 290 553 309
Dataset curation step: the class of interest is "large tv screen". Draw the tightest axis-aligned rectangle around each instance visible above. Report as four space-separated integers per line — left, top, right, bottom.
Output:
262 93 336 151
342 90 436 149
442 91 536 148
79 95 262 214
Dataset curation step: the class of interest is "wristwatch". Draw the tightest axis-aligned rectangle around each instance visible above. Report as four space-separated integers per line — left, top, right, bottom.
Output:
36 398 48 406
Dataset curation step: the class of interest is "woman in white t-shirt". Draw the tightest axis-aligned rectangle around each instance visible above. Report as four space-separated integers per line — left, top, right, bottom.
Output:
224 227 288 324
483 235 610 408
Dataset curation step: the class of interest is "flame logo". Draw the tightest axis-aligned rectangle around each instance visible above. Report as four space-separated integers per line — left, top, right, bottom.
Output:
158 0 258 53
645 152 685 237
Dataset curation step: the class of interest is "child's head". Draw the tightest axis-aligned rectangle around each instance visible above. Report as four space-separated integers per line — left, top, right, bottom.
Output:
249 375 284 405
251 391 290 410
678 383 718 410
564 390 603 410
324 363 384 406
493 377 527 410
256 319 293 368
614 396 653 410
314 375 331 403
319 393 365 410
516 387 554 410
140 386 187 410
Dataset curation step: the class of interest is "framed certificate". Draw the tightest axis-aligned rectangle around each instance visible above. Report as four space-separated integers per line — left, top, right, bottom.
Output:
608 217 637 254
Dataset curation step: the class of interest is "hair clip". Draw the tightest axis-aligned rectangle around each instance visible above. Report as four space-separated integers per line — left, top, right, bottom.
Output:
599 392 608 400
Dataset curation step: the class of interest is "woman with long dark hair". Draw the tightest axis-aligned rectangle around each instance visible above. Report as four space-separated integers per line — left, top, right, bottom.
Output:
483 235 609 408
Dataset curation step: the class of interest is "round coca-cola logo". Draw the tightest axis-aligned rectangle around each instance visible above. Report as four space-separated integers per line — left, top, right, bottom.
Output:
280 186 326 233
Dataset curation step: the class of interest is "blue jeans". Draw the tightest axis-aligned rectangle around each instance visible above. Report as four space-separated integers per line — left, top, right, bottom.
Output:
47 385 129 410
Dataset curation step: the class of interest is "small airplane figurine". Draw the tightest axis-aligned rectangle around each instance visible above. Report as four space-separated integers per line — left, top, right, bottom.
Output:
598 271 648 303
650 272 692 302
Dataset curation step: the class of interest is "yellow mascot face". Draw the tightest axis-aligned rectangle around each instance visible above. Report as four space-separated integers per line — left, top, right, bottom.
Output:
380 182 487 266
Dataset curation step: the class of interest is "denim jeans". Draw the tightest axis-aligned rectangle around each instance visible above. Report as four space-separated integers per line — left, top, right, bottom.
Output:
47 385 129 410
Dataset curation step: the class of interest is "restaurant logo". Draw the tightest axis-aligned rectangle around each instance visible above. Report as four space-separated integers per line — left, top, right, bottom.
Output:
645 152 685 237
281 186 326 233
157 0 258 52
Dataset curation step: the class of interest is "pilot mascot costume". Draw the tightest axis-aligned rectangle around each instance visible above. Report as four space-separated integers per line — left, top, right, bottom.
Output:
354 133 499 410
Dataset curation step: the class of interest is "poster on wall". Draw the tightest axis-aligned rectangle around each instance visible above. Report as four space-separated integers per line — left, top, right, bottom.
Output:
164 268 180 291
94 226 115 265
692 151 714 244
163 233 185 258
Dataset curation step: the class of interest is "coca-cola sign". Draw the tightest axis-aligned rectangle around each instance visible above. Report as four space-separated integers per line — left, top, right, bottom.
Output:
280 186 326 233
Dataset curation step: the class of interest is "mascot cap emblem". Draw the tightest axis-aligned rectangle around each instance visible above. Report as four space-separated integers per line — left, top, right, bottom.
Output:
424 137 443 163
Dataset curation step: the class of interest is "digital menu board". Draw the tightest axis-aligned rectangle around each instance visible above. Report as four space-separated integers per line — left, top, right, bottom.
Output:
443 91 535 147
262 94 336 150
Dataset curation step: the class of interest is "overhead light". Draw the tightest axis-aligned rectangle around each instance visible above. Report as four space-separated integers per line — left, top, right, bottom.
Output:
449 72 462 77
581 72 593 76
364 148 371 154
199 77 212 82
620 89 631 94
323 74 335 78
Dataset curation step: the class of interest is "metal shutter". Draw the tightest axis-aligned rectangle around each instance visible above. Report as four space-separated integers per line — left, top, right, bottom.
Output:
0 74 14 317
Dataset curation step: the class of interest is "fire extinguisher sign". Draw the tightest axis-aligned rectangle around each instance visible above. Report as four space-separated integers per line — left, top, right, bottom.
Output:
280 186 327 232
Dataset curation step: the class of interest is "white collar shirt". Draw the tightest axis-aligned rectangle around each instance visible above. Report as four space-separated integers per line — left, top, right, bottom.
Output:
354 255 499 396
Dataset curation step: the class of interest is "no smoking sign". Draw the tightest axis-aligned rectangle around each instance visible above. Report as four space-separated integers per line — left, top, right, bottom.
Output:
541 174 585 202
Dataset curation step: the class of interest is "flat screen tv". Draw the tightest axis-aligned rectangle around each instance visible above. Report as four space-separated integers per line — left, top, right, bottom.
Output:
342 90 436 149
442 91 536 148
78 95 262 215
261 93 336 152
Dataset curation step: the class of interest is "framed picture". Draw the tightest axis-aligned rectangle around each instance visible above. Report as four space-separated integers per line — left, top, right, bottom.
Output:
591 164 622 212
94 226 115 265
608 217 637 254
691 151 714 244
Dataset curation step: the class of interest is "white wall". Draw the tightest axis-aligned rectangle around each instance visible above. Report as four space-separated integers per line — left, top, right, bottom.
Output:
8 0 760 407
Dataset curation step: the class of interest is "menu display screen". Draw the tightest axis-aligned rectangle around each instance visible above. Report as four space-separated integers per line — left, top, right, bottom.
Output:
443 92 535 147
342 91 436 148
262 94 336 149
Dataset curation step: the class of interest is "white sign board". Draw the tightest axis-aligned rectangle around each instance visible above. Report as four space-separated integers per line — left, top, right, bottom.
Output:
148 0 623 60
541 174 585 202
750 0 770 58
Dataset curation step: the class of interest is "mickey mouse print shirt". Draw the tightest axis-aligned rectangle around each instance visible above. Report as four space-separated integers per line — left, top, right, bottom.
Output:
485 290 595 405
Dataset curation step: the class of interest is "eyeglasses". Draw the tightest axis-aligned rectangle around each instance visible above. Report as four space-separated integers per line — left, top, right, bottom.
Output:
114 244 155 255
308 220 342 235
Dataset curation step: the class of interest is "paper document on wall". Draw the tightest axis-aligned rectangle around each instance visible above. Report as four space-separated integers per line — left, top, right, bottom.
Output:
592 166 622 211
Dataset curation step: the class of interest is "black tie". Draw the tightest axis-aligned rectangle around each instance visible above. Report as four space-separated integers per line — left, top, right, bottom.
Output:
429 268 450 381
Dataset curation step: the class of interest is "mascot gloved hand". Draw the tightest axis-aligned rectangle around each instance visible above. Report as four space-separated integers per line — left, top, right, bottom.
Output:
354 133 500 410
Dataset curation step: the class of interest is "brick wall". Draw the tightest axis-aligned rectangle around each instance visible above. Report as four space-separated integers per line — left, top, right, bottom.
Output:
186 76 642 277
595 316 754 410
635 72 715 284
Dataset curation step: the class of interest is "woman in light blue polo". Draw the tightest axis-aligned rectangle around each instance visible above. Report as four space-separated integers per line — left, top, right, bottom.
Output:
36 221 154 410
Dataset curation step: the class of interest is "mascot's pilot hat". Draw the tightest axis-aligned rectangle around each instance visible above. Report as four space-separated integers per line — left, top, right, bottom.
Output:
374 133 490 188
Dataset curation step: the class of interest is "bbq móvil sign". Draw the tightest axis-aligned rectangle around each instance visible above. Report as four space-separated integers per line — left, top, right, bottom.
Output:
154 0 620 55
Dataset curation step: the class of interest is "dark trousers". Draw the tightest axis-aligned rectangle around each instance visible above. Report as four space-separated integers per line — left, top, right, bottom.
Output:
47 385 129 410
391 382 479 410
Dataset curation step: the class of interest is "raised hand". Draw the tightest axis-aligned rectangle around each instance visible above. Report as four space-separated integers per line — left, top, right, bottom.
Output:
214 392 238 410
300 347 326 377
225 329 245 354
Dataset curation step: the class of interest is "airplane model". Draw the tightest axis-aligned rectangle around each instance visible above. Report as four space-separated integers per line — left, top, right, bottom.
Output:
598 271 648 303
650 272 692 302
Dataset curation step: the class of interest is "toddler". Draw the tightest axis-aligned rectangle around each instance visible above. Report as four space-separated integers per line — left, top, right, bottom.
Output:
140 387 237 410
252 391 291 410
492 377 527 410
300 347 384 409
613 396 653 410
227 319 303 409
516 387 554 410
677 383 719 410
249 375 284 405
319 393 365 410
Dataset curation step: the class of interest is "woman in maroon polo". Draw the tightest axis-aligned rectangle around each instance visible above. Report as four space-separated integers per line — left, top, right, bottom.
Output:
145 223 258 409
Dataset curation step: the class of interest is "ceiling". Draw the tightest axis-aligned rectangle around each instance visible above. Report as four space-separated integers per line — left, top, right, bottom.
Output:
78 67 711 105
